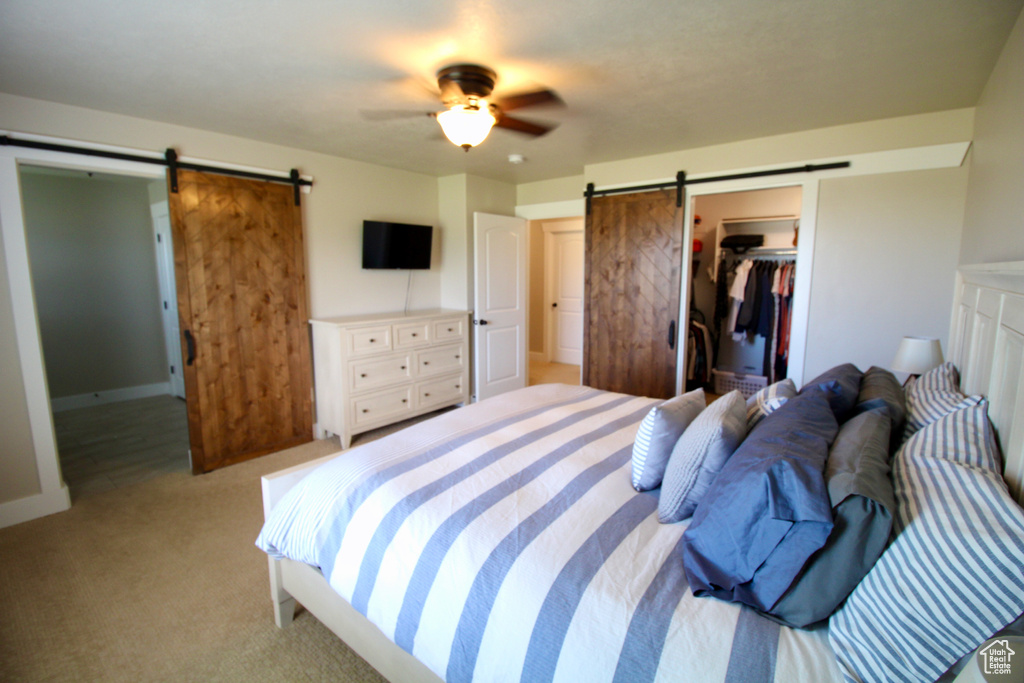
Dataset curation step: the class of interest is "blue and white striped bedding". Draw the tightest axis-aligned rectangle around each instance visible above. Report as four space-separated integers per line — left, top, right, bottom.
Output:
258 384 843 683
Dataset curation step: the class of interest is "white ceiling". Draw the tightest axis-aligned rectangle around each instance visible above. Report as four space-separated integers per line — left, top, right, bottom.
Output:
1 0 1021 184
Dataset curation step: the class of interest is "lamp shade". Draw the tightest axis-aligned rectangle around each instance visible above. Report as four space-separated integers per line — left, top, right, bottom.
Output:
436 105 496 149
891 336 944 375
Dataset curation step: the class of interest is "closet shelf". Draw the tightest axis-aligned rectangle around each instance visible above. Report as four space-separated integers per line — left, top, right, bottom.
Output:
710 216 799 281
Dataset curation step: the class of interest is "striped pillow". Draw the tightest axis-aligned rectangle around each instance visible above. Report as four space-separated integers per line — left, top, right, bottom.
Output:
745 378 796 431
630 389 705 491
829 402 1024 683
903 361 983 441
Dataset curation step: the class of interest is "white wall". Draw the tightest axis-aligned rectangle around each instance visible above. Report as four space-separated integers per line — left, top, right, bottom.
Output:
20 171 168 398
806 166 969 378
960 7 1024 265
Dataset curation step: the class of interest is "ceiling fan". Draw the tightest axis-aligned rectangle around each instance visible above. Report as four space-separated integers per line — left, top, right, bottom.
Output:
371 64 563 151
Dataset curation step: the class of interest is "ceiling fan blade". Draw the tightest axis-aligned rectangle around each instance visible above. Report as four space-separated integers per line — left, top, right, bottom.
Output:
495 115 555 137
359 109 437 121
493 89 563 112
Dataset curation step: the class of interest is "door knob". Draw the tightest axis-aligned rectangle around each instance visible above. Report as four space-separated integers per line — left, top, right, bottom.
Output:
552 302 558 308
474 319 490 325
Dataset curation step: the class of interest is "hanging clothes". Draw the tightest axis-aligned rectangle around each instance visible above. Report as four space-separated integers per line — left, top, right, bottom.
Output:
727 260 754 341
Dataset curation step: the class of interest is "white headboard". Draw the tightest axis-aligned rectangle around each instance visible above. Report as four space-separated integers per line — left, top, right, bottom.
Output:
949 262 1024 506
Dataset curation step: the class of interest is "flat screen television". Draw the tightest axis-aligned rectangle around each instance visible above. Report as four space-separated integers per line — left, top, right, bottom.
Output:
362 220 433 270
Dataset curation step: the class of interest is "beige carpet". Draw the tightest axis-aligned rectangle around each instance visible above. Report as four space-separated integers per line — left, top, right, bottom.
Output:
0 436 395 682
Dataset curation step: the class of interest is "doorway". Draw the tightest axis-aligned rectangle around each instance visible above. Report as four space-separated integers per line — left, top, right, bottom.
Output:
18 165 189 498
686 185 804 398
527 217 583 387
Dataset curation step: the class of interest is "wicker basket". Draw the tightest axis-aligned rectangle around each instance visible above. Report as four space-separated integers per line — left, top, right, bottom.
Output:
712 369 768 398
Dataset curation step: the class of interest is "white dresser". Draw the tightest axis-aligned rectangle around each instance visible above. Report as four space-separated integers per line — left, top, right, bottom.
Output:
310 309 471 448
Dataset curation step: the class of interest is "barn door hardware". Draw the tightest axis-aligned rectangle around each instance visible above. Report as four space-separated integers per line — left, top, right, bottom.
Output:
1 134 312 205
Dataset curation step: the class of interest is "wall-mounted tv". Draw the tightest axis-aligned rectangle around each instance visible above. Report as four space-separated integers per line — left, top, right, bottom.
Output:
362 220 433 270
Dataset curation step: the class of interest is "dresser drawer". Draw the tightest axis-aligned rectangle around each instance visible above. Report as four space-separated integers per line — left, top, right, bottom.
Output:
432 317 465 342
352 386 413 427
418 374 466 409
416 343 465 377
347 325 392 356
394 321 430 348
350 354 412 391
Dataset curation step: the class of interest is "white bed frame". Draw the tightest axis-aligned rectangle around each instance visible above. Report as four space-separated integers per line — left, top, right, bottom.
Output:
261 262 1024 683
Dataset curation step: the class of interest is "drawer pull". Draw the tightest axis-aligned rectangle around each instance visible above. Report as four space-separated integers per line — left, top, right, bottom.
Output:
424 392 430 397
369 338 376 343
411 332 418 337
362 409 369 413
402 398 407 403
455 384 460 389
447 327 453 332
423 361 430 366
400 365 406 370
360 373 367 378
455 354 460 359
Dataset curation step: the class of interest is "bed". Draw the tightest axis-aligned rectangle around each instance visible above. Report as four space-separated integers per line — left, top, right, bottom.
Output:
257 262 1024 683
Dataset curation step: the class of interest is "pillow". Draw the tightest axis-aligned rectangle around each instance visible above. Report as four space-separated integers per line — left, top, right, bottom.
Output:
658 391 747 523
800 363 863 420
745 378 797 431
829 402 1024 683
902 361 983 441
682 388 838 612
630 389 705 491
764 407 894 627
853 366 906 430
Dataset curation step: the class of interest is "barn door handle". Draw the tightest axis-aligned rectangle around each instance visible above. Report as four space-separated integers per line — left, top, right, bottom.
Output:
184 330 196 366
668 320 676 350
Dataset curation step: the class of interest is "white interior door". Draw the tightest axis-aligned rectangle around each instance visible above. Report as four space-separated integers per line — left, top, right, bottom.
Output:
473 212 527 402
150 201 185 399
545 226 584 365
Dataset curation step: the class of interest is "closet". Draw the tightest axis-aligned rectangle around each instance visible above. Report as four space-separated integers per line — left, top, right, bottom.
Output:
687 187 803 397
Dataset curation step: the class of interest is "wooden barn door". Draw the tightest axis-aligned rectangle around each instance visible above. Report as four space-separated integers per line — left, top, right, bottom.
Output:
584 189 683 399
169 170 313 473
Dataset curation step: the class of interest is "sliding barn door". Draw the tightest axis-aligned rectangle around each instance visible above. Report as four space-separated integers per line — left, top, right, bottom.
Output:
584 189 683 399
169 170 313 473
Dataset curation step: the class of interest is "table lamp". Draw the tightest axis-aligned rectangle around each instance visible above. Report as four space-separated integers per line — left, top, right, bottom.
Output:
892 336 944 381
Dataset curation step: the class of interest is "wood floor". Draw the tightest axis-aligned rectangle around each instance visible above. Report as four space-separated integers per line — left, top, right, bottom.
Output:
54 395 191 500
529 360 582 386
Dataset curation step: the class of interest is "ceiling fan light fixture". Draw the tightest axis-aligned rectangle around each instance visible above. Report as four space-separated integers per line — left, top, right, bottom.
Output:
436 104 496 150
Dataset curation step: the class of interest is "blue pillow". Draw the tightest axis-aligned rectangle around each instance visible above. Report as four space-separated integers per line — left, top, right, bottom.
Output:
764 407 894 627
682 388 839 612
800 363 863 419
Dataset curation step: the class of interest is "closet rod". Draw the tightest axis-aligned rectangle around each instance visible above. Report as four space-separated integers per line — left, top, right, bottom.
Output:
0 134 313 205
584 161 850 213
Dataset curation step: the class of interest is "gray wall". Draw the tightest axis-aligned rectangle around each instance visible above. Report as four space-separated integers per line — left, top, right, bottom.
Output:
805 165 969 378
20 170 168 399
960 7 1024 265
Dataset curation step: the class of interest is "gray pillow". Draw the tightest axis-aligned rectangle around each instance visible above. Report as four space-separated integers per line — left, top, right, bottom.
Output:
854 366 905 430
765 407 894 628
630 389 706 491
658 390 746 523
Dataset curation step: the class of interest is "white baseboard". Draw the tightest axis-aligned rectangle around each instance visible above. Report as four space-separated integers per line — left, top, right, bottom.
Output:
0 484 71 530
51 381 172 413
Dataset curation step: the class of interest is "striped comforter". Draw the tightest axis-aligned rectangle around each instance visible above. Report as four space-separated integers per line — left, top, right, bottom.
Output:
257 384 843 683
